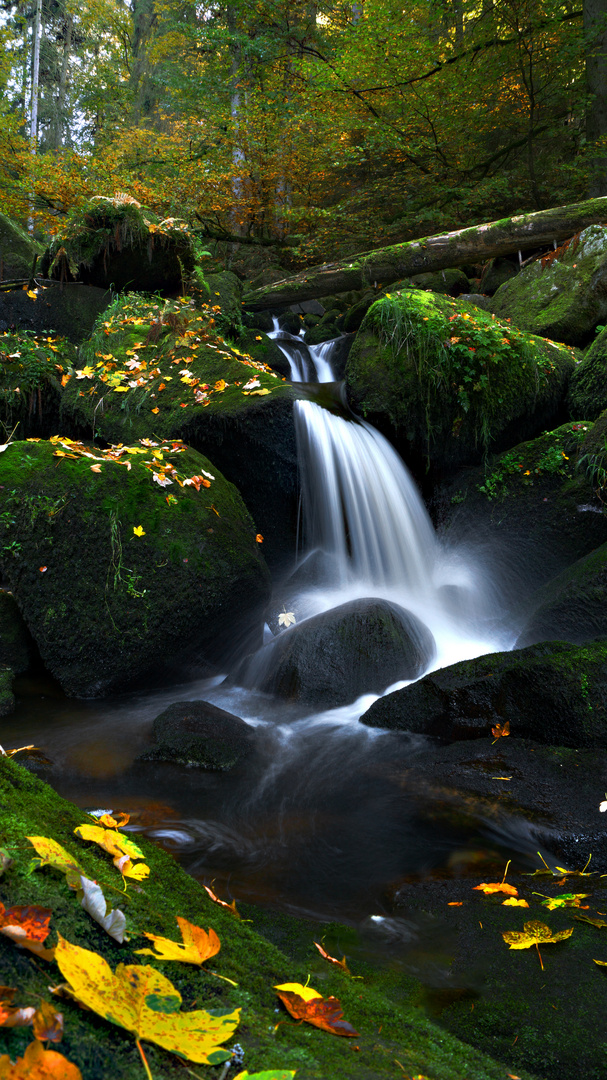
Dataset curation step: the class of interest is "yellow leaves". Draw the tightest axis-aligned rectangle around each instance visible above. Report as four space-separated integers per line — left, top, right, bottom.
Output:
313 941 350 974
536 893 589 910
26 836 83 889
278 612 295 627
54 936 239 1065
75 366 95 380
90 464 102 473
151 407 159 414
0 1038 82 1079
575 914 607 928
491 720 510 742
256 534 264 543
244 388 272 397
502 898 529 907
214 379 227 392
25 289 37 300
502 921 573 969
113 385 129 392
73 824 149 880
203 884 240 919
133 525 146 537
473 882 518 897
135 917 220 965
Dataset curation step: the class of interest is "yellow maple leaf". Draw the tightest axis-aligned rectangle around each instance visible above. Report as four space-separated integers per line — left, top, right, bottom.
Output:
214 379 227 392
133 525 146 537
54 936 239 1065
27 835 83 889
502 898 529 907
135 917 220 965
502 920 573 969
74 824 149 879
473 882 518 896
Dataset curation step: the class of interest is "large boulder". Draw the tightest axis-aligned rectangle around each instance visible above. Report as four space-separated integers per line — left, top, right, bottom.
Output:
0 437 270 697
360 640 607 748
346 288 575 471
516 541 607 647
490 224 607 346
59 293 298 571
409 267 470 296
39 195 194 293
205 271 243 336
566 324 607 418
235 598 436 707
436 421 607 602
0 212 43 281
0 329 76 438
138 700 254 769
0 281 111 344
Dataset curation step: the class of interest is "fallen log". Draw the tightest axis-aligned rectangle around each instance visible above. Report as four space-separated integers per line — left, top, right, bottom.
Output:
243 196 607 309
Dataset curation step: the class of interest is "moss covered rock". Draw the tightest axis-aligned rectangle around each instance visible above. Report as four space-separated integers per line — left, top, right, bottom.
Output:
566 324 607 418
0 329 76 439
0 212 43 281
409 267 470 295
138 699 254 769
346 289 575 471
360 639 607 747
437 422 607 598
516 541 607 647
490 224 607 346
0 755 534 1080
0 282 111 346
205 271 243 336
59 293 299 570
39 196 194 293
0 436 269 697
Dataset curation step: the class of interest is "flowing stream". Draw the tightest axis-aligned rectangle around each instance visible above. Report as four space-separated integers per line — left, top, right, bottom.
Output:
1 328 532 923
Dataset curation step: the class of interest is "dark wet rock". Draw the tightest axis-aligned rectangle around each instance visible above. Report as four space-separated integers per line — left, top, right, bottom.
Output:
360 640 607 748
305 314 340 344
490 224 607 346
0 439 270 697
0 213 43 281
237 329 291 378
478 256 518 295
409 267 470 296
138 700 254 769
516 541 607 647
346 288 575 472
0 590 34 674
435 422 607 604
0 281 111 344
0 667 14 716
237 598 436 707
567 324 607 419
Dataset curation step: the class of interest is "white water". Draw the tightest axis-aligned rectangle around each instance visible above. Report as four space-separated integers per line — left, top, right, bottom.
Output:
268 323 504 678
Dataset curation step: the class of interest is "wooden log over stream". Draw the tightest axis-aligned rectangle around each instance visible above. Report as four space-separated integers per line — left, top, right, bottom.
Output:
243 196 607 309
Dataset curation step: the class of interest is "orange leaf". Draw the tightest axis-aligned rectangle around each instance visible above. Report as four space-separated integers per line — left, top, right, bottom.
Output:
0 1038 82 1078
89 464 102 473
473 882 518 896
256 534 263 543
274 983 358 1037
313 942 350 974
0 904 55 960
0 988 35 1029
203 884 240 919
151 407 159 414
135 918 220 965
32 1002 63 1043
491 721 510 742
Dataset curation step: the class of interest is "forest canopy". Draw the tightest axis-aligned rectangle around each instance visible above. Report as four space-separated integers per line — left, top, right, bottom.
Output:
0 0 605 264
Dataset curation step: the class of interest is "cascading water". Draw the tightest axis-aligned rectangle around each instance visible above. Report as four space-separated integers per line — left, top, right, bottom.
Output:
268 321 502 675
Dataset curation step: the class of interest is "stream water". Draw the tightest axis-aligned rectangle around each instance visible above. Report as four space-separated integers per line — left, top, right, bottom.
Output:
1 329 537 924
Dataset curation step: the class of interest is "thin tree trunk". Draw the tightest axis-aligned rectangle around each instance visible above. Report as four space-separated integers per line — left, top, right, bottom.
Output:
585 0 607 195
244 195 607 308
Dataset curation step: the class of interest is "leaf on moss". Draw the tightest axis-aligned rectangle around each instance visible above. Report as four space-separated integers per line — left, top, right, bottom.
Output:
234 1072 296 1080
313 942 350 974
575 914 607 928
274 983 358 1037
54 936 239 1065
203 884 240 918
32 1001 64 1043
0 988 35 1028
502 898 529 907
78 877 127 943
26 836 84 889
0 1038 82 1079
73 824 149 879
538 893 589 910
135 917 220 965
0 903 55 961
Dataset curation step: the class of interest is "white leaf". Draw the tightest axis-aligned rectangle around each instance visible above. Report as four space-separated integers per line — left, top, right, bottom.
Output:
278 612 296 627
79 875 127 943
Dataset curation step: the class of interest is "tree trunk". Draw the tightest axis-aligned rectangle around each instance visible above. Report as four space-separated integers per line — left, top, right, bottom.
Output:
243 196 607 309
585 0 607 196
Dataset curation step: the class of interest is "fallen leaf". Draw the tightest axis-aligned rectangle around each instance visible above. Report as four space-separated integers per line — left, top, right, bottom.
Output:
135 917 220 965
233 1073 296 1080
313 942 350 974
0 903 55 961
74 824 149 879
278 612 295 627
491 721 510 742
473 882 518 897
0 988 35 1029
248 388 271 396
575 914 607 928
32 1001 64 1043
151 407 159 414
26 836 84 888
78 877 127 943
256 534 263 543
0 1039 82 1079
133 525 146 537
502 920 573 969
274 982 358 1037
502 898 529 907
537 892 589 910
94 812 130 830
203 884 240 918
214 379 227 392
54 936 239 1064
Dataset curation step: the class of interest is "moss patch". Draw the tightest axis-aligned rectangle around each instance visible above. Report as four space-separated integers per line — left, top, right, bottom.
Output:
0 330 76 438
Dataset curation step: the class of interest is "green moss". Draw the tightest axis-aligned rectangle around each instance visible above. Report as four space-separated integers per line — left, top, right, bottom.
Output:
0 756 536 1080
0 330 76 438
346 289 575 468
476 422 590 501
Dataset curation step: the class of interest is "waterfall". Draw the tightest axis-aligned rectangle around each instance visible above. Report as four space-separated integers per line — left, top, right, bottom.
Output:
269 322 502 672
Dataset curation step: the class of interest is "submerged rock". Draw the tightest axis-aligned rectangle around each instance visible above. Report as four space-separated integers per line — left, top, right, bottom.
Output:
346 288 575 471
360 640 607 747
236 598 436 707
516 541 607 647
490 224 607 345
139 700 254 769
0 438 270 697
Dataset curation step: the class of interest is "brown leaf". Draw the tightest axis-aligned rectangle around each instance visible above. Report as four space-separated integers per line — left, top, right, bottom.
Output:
274 983 358 1037
0 903 55 961
313 942 350 974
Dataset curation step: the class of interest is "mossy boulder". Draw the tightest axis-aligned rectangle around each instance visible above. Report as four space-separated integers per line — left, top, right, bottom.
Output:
59 294 299 571
346 289 575 471
0 755 536 1080
0 437 270 697
0 329 76 438
0 282 111 345
478 256 518 295
566 324 607 418
436 422 607 599
516 541 607 647
305 313 341 344
360 639 607 747
409 267 470 295
205 271 243 336
490 224 607 346
235 598 436 707
0 212 43 281
39 196 194 293
138 699 254 769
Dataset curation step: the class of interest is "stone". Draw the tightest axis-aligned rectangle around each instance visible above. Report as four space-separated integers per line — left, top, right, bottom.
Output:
0 281 111 344
0 213 44 281
409 267 470 296
360 639 607 748
0 590 33 673
567 323 607 419
236 598 436 707
139 700 254 769
516 541 607 647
